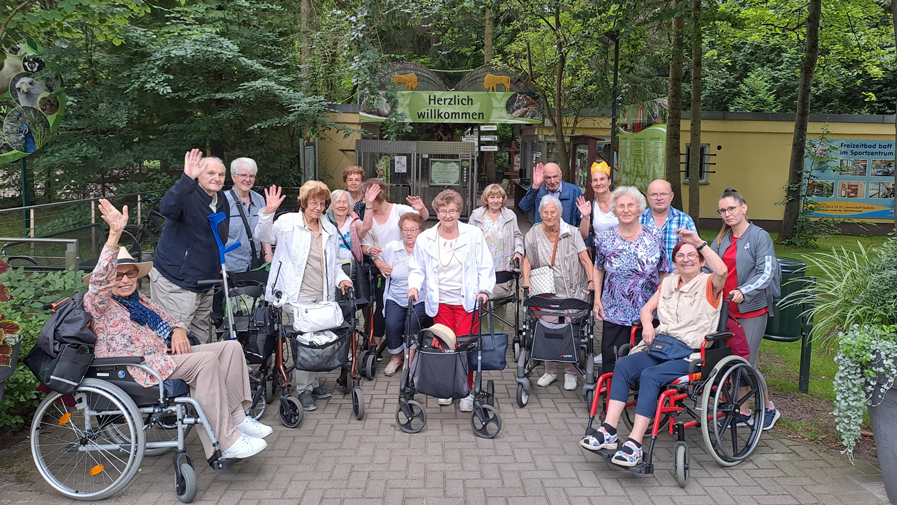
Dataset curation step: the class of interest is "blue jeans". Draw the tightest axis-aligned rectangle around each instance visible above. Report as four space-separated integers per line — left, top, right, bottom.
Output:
608 351 691 419
384 300 429 355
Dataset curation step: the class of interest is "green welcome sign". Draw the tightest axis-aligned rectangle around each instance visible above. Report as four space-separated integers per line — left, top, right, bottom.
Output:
361 91 542 124
617 125 666 192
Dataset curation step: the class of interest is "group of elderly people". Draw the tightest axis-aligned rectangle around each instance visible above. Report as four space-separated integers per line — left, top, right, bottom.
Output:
82 154 780 469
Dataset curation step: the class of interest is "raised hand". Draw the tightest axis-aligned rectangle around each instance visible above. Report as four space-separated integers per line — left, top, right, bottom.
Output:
406 195 424 211
532 162 544 189
576 196 591 217
183 149 204 179
263 185 285 214
675 229 703 247
364 183 381 205
98 199 128 234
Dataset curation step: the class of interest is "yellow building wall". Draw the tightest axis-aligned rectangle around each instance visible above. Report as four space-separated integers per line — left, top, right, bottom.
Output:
317 111 364 190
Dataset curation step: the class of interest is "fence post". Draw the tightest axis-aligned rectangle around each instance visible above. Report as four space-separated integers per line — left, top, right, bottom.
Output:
137 194 142 224
64 239 79 269
90 200 97 259
29 208 35 256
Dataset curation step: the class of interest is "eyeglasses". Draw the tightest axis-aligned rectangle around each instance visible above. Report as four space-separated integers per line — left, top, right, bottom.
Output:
437 209 459 216
116 270 139 280
674 252 700 261
401 228 420 234
306 201 327 209
717 206 739 215
615 203 637 210
647 192 671 199
234 173 256 180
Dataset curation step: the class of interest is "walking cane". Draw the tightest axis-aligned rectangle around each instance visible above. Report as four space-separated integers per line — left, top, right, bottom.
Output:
208 212 240 340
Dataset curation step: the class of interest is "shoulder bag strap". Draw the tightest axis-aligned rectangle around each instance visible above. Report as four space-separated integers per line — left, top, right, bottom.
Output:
331 215 361 262
549 233 559 268
230 189 259 261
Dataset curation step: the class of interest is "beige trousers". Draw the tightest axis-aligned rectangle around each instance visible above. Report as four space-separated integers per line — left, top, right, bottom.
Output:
168 340 251 457
149 267 214 339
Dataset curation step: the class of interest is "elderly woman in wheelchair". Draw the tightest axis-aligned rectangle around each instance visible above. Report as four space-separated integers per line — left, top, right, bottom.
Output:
580 230 729 467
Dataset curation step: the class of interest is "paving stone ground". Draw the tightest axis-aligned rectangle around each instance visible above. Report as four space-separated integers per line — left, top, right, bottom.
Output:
0 361 889 505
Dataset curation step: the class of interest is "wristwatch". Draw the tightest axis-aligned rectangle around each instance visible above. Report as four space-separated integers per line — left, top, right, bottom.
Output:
697 241 708 251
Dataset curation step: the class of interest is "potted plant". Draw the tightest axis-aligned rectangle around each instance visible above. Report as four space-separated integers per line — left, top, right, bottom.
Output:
785 238 897 502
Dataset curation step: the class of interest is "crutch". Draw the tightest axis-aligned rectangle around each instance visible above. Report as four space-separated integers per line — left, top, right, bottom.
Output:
208 212 241 340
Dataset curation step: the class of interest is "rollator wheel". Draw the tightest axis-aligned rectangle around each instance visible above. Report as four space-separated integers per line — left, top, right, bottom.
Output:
516 383 529 407
279 396 304 428
363 352 377 380
352 386 365 420
470 404 502 439
340 377 351 395
357 351 369 378
674 441 689 488
486 380 495 407
512 339 521 361
700 356 765 467
265 375 276 404
175 463 197 503
31 378 145 501
395 400 427 433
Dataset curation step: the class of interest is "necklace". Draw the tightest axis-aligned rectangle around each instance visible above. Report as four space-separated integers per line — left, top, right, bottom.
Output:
438 238 456 267
618 225 641 240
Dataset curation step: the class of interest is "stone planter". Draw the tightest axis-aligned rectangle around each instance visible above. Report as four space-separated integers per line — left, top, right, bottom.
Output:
869 381 897 504
0 339 22 406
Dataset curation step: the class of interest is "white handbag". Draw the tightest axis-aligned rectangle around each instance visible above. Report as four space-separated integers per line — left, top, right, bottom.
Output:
529 238 559 297
290 302 344 333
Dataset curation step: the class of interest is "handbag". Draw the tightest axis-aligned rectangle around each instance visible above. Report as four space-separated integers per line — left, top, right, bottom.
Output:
289 301 344 333
464 302 508 371
231 189 265 271
23 344 94 394
529 235 559 296
647 334 694 361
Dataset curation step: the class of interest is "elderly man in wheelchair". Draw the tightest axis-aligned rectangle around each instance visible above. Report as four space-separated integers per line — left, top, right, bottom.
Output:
579 230 765 486
30 200 273 502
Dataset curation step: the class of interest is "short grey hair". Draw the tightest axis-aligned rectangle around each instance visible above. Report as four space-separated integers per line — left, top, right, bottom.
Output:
330 189 354 209
538 194 562 215
200 156 224 170
230 157 258 176
610 186 647 214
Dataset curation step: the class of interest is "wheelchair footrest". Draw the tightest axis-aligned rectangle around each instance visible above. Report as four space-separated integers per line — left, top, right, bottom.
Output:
208 457 240 471
586 448 655 475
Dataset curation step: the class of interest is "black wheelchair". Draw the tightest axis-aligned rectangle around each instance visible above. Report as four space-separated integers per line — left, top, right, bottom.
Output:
30 358 238 502
581 304 765 487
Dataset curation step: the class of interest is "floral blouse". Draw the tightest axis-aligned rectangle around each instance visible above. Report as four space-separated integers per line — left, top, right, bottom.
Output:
594 226 670 326
83 246 187 387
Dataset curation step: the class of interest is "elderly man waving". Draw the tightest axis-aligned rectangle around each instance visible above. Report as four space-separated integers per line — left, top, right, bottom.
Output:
519 162 583 226
638 179 697 271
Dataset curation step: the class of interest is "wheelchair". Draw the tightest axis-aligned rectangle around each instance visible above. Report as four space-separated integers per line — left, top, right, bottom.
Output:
581 304 765 487
30 357 238 502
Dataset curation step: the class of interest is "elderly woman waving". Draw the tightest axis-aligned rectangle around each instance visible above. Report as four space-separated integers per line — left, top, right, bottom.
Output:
522 194 594 391
581 230 727 467
407 189 495 412
85 200 271 461
256 182 353 412
593 186 670 375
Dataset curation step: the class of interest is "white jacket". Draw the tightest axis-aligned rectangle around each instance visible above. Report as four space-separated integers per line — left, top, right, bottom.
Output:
255 209 351 307
408 222 496 317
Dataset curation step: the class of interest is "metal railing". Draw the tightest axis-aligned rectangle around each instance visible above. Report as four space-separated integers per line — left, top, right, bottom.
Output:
0 237 80 270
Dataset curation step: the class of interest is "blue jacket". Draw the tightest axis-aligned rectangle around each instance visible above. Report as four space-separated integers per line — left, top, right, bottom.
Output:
154 173 230 292
518 181 583 226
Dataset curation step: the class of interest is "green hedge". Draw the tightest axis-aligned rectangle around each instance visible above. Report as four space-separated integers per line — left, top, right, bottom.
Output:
0 267 85 429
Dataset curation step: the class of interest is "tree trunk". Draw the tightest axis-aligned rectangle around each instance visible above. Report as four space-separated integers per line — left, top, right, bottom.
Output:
688 0 702 223
484 8 493 64
892 0 897 230
781 0 822 241
666 14 685 211
300 0 310 90
553 51 570 178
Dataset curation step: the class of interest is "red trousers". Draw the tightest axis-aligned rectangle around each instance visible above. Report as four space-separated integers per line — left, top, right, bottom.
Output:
434 304 479 389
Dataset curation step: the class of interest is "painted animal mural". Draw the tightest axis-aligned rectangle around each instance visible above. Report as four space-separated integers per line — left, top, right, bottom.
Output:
392 73 419 91
483 74 511 92
510 93 539 118
18 123 35 153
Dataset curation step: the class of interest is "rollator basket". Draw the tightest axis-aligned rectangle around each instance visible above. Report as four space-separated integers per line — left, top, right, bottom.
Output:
410 335 475 399
530 319 578 363
290 328 350 372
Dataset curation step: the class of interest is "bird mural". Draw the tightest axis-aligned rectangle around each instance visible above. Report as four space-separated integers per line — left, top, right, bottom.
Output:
18 123 35 153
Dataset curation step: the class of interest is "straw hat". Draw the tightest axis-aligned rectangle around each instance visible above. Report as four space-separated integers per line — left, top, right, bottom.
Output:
82 248 153 283
422 323 457 349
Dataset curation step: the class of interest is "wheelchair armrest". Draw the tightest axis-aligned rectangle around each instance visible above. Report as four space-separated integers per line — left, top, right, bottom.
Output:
687 359 704 374
92 356 145 366
617 343 633 358
705 331 733 342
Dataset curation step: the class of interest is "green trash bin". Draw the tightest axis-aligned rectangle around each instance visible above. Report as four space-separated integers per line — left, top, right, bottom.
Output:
765 257 808 342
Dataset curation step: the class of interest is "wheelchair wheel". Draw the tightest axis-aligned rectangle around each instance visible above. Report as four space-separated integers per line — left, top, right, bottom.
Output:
247 390 267 420
621 394 668 435
470 404 502 439
174 463 197 503
674 441 689 488
105 408 194 457
31 379 145 501
279 397 304 429
700 355 765 467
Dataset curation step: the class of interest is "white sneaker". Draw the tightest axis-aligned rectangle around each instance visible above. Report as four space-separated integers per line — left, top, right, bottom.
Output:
236 417 273 439
221 433 267 459
438 398 453 406
459 393 474 412
537 373 558 387
564 374 578 391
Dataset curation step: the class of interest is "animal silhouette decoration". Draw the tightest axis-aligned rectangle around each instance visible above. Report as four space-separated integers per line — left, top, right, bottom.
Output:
483 74 511 92
18 123 35 153
392 73 419 91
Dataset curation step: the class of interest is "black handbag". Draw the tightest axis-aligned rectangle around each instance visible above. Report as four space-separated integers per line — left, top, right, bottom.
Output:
463 302 508 371
230 189 265 271
647 334 694 361
23 344 94 394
